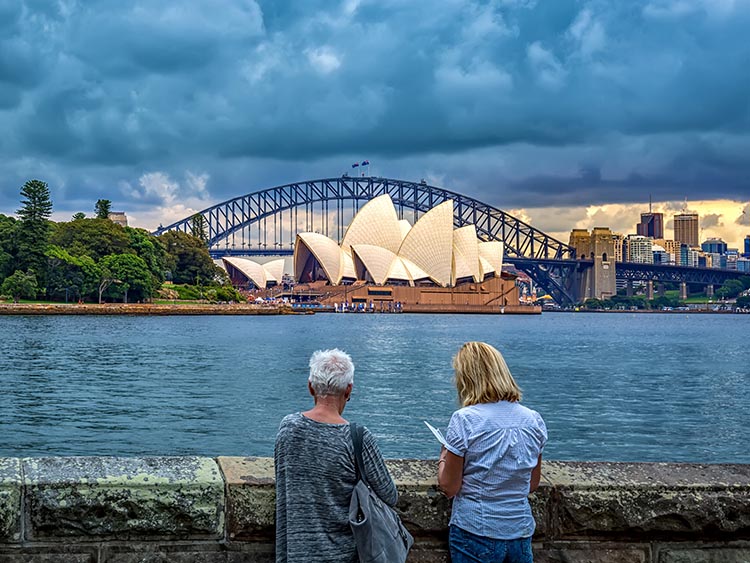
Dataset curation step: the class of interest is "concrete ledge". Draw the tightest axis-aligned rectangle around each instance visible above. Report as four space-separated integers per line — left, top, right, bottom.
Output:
542 461 750 540
1 457 749 563
23 457 224 541
0 460 21 543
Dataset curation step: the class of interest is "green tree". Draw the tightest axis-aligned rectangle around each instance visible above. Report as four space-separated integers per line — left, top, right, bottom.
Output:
736 295 750 308
716 279 744 300
1 270 38 302
158 231 225 285
72 212 86 221
95 199 112 219
46 246 100 302
125 227 168 288
51 218 130 261
0 214 18 283
100 253 153 303
15 180 53 290
190 213 208 243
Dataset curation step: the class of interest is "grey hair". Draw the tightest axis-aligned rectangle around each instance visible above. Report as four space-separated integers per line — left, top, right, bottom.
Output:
308 349 354 396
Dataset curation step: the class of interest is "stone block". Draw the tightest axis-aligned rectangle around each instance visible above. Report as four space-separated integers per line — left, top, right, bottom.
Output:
101 544 230 563
0 546 97 562
385 460 451 537
534 541 649 562
0 459 22 543
23 457 224 541
219 457 275 541
543 461 750 540
658 547 750 563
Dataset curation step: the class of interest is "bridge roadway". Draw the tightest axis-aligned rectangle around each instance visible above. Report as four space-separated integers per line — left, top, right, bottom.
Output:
153 176 746 306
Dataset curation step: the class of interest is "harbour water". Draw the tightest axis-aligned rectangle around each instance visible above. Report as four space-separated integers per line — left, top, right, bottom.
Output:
0 312 747 462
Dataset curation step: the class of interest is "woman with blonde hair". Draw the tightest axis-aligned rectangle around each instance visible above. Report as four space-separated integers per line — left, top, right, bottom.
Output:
438 342 547 563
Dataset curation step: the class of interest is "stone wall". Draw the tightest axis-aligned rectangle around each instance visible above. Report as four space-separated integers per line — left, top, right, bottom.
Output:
1 457 748 562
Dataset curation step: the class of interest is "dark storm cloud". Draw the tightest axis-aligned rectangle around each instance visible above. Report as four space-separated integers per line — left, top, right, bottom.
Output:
1 0 750 220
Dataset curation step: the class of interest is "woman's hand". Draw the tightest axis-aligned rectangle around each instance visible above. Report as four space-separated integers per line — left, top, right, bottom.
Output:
437 446 464 498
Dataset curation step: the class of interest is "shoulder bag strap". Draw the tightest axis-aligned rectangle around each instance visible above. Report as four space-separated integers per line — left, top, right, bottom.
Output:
350 422 369 487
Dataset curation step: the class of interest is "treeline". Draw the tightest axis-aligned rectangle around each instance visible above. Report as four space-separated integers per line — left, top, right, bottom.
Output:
582 277 750 311
0 179 239 303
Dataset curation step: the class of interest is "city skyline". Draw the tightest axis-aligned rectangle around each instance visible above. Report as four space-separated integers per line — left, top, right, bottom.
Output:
1 1 749 249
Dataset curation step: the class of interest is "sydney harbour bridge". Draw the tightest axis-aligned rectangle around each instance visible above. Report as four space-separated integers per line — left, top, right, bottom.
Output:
153 176 745 306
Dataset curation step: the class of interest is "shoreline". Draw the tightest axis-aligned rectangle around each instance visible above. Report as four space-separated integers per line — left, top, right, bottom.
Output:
0 303 303 316
545 308 745 314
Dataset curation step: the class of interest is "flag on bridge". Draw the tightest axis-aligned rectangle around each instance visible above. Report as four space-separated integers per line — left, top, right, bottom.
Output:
351 163 359 168
361 160 369 166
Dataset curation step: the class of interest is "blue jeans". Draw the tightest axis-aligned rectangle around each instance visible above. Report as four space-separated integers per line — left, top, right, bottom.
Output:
449 525 533 563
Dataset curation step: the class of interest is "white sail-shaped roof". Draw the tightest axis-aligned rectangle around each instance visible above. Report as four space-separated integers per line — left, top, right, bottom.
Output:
479 256 495 278
453 225 481 283
385 257 413 285
295 232 344 284
341 249 357 280
399 256 431 283
341 195 402 254
351 244 398 285
397 220 412 242
398 200 454 287
263 259 285 283
478 241 504 277
223 257 267 288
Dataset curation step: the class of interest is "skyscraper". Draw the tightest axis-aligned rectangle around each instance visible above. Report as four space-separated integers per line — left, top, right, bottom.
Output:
637 212 664 239
744 235 750 258
673 213 699 247
701 237 727 255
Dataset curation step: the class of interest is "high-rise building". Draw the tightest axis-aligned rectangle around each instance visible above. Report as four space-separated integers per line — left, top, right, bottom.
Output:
626 235 653 264
612 233 624 262
637 212 664 239
701 237 727 255
679 244 699 267
744 235 750 258
673 212 699 247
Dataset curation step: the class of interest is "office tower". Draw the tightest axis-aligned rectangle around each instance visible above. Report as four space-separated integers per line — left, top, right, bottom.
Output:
626 235 654 264
636 212 664 239
612 233 624 262
701 238 727 255
673 213 699 247
744 235 750 258
636 197 664 239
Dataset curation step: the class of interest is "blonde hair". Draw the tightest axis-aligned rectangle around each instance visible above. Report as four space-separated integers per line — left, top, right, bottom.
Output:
453 342 522 406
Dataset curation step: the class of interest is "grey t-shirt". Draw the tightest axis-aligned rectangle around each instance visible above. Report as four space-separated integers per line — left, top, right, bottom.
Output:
274 413 398 563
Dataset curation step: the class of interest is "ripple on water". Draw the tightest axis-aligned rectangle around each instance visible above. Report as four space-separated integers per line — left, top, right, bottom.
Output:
0 313 748 462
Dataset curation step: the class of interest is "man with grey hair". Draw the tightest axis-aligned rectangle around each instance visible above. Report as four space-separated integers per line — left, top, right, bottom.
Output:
274 349 398 563
307 348 354 398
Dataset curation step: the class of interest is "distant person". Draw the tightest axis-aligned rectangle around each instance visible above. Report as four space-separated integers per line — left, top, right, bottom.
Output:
275 349 398 563
438 342 547 563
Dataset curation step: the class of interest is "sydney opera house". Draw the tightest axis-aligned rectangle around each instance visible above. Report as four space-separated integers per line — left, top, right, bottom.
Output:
221 195 531 312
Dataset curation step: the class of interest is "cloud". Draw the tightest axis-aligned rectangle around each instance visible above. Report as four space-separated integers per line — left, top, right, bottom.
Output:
702 213 723 229
527 41 567 89
305 46 342 74
0 0 749 250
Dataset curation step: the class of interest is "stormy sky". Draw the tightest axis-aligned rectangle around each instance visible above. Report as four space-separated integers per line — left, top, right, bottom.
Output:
1 0 749 246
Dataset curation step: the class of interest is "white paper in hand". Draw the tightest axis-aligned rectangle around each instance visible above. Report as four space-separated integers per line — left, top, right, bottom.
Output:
424 421 448 448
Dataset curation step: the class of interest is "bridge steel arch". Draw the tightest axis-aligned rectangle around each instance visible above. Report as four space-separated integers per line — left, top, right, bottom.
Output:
154 176 579 304
155 176 573 260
